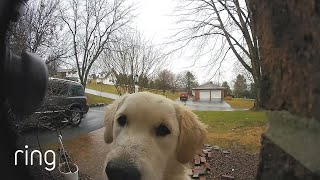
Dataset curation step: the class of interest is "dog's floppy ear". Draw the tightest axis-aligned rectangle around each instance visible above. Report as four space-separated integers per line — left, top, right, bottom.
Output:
104 94 128 144
174 104 207 164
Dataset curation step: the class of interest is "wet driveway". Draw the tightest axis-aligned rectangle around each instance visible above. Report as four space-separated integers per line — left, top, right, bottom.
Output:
18 106 106 148
175 99 247 111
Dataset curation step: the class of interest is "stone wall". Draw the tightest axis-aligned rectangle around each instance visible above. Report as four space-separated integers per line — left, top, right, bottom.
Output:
250 0 320 179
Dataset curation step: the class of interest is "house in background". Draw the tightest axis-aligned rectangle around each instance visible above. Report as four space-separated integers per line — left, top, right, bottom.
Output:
56 68 79 82
192 82 226 102
96 71 116 85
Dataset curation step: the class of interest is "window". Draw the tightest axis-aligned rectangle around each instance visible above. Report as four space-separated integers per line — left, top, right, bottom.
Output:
47 81 68 96
69 84 85 96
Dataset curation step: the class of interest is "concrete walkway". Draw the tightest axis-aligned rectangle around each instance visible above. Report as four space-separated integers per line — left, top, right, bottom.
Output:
45 128 109 180
85 88 119 99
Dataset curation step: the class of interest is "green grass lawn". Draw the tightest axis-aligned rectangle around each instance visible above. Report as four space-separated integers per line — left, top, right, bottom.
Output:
86 83 264 153
194 110 267 153
86 83 180 101
86 93 114 105
225 98 255 109
86 83 118 94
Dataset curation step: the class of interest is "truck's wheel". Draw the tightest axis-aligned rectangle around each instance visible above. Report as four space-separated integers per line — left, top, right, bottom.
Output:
69 107 82 126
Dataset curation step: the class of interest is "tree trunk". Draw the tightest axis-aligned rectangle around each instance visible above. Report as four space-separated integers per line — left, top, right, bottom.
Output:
79 70 87 89
251 77 262 111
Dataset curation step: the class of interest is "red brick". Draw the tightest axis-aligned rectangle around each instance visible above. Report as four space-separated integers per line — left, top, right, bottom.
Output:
194 155 200 160
204 162 211 170
194 159 200 165
200 157 206 163
193 166 206 175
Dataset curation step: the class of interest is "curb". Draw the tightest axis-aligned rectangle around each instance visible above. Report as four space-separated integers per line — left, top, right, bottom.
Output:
88 103 107 107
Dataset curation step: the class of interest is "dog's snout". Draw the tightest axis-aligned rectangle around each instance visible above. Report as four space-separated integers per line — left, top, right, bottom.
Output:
105 160 141 180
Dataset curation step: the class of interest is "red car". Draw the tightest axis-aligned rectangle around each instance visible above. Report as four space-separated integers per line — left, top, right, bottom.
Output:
180 92 188 101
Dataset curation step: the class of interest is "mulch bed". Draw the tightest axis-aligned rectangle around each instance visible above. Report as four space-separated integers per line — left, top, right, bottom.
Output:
190 145 260 180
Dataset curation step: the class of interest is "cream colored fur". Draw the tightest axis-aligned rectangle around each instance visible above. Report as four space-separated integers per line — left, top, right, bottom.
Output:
103 92 207 180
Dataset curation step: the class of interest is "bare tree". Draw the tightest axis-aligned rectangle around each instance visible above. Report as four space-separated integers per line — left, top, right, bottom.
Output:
155 69 175 94
8 0 60 54
170 74 181 94
103 31 167 95
173 0 262 109
233 59 253 83
60 0 134 88
8 0 63 56
8 0 73 77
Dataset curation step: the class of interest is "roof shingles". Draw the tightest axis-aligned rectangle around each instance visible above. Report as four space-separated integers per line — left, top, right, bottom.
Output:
192 82 226 90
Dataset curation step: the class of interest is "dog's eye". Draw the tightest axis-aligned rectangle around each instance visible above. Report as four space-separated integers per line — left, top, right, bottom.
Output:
117 115 127 127
155 123 171 137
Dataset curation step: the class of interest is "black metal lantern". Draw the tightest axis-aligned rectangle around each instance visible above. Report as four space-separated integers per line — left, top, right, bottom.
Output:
134 74 139 85
134 75 139 93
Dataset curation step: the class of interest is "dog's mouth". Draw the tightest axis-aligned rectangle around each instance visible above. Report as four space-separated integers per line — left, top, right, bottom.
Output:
105 159 141 180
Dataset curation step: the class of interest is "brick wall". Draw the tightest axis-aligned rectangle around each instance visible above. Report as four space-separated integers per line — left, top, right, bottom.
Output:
194 90 200 101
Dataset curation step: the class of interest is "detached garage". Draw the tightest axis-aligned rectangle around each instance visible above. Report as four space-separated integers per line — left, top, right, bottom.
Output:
192 82 225 102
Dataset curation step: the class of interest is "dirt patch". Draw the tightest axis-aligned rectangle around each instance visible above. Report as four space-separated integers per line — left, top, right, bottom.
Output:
206 150 259 180
206 126 266 153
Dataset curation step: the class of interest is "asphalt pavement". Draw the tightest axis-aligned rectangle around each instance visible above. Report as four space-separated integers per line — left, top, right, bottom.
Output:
18 106 106 148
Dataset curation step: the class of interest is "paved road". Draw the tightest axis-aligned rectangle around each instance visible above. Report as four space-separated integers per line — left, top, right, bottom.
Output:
18 106 106 148
85 88 119 99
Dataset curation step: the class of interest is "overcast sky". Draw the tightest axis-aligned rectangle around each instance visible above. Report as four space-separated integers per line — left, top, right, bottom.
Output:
134 0 238 85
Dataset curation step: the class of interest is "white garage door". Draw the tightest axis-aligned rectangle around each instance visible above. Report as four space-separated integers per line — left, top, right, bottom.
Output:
199 90 210 101
211 90 221 99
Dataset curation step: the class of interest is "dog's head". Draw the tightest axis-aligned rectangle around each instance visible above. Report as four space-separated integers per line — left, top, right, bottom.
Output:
103 92 207 180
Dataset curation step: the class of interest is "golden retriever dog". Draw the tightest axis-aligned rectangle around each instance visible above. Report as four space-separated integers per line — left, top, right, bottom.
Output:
103 92 207 180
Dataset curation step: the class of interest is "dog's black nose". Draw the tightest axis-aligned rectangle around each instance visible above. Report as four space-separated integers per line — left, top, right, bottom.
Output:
105 160 141 180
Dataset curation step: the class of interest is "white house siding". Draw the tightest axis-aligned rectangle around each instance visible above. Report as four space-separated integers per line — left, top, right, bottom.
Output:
96 78 115 85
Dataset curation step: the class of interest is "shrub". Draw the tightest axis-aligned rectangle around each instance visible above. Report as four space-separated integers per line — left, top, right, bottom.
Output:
224 96 233 100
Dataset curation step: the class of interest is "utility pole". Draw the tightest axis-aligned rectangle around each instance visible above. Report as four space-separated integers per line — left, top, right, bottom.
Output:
134 74 139 93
